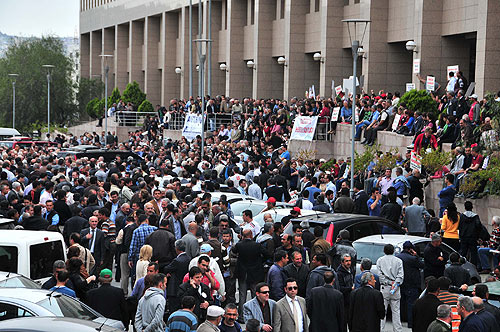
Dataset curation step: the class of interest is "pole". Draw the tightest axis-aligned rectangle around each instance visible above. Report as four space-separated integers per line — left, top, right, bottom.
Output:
189 0 193 98
200 53 206 159
207 0 211 97
47 73 51 135
104 64 109 146
198 0 202 98
12 80 15 129
350 39 359 198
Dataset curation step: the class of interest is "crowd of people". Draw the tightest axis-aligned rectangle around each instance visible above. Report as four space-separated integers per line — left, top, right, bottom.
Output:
0 79 500 332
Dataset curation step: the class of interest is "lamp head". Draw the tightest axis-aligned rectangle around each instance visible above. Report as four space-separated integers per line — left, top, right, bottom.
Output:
219 63 227 71
246 60 255 68
277 56 286 65
313 53 322 62
405 40 417 52
175 67 182 74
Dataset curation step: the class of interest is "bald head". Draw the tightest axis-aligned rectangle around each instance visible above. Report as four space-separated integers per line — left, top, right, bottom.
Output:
188 222 198 234
472 296 484 311
242 229 253 239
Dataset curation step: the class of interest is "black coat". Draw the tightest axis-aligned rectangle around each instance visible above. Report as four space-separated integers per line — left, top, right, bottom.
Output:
86 283 128 327
232 238 266 283
63 215 87 244
380 202 402 224
178 281 213 321
163 252 190 297
444 263 471 288
353 190 369 215
80 227 105 267
348 286 385 332
284 263 310 298
412 293 443 332
22 215 48 231
476 309 499 332
423 243 449 278
53 200 73 226
459 212 482 241
485 301 500 328
307 285 344 332
396 250 424 289
145 228 176 267
407 175 424 202
458 312 485 332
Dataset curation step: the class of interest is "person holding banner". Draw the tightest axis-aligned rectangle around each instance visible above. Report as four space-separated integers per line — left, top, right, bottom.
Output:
413 127 438 155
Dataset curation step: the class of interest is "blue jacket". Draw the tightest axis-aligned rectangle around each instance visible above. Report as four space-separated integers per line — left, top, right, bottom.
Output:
393 175 410 196
243 297 276 329
438 184 456 208
267 264 287 301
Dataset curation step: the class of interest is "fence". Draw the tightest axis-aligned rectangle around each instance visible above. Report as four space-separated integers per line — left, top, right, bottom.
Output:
113 111 158 127
161 112 234 131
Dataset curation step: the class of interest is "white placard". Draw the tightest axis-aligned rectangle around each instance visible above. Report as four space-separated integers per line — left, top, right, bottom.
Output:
182 113 203 141
426 76 435 91
410 151 422 172
465 82 476 98
406 83 415 92
392 113 401 131
331 107 340 122
343 77 359 92
335 85 343 96
447 65 459 77
355 108 360 122
413 59 420 74
290 116 318 141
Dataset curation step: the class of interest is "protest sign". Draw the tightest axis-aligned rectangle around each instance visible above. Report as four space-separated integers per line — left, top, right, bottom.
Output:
290 116 318 141
410 151 422 172
406 83 415 92
426 76 435 91
182 113 203 141
413 59 420 74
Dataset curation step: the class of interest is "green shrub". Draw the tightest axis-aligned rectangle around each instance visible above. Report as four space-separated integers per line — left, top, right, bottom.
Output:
86 98 100 119
108 87 121 106
122 81 146 109
138 99 154 113
93 98 105 118
398 89 438 116
421 149 452 175
354 145 377 173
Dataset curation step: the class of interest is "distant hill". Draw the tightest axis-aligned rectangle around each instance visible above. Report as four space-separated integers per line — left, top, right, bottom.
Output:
0 31 79 57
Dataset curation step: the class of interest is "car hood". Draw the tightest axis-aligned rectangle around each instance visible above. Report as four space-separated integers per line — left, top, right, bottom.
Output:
93 317 124 330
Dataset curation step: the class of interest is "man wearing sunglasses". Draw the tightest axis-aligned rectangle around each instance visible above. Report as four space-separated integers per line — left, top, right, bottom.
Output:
274 278 309 332
243 282 276 332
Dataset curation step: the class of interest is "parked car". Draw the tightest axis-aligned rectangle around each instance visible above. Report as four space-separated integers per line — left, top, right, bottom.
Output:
255 208 324 228
352 234 481 287
231 200 293 224
56 149 143 162
198 192 257 205
0 288 124 330
284 213 405 242
0 317 122 332
0 272 40 289
466 282 500 308
0 230 67 283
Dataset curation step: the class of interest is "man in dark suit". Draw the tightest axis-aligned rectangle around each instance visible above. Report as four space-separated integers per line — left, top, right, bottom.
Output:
473 283 500 327
353 182 369 215
349 272 385 332
458 296 485 332
80 216 105 275
307 271 344 332
63 207 87 245
178 266 213 322
145 218 176 271
413 278 443 332
273 278 309 332
164 239 191 313
232 229 267 317
54 189 73 226
85 268 128 328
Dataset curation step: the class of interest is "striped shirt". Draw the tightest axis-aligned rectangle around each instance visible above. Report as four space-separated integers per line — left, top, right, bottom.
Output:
166 309 198 332
101 219 117 239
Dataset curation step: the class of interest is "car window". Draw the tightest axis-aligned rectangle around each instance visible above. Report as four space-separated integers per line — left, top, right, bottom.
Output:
374 221 403 235
30 241 65 280
0 246 18 273
0 276 41 289
345 222 376 241
37 295 99 321
0 302 34 321
352 242 385 264
413 242 428 257
231 203 264 217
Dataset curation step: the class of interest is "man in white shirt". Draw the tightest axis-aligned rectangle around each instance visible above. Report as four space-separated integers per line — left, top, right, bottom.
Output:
446 72 457 93
240 210 260 238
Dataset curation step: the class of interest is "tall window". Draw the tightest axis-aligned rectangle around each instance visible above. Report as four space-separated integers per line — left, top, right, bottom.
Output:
251 0 255 25
315 0 320 12
280 0 285 19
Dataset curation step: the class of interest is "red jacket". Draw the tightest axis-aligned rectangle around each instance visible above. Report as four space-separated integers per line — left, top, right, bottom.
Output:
413 133 437 154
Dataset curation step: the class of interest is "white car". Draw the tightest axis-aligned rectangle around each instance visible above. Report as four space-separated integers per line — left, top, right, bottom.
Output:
254 208 325 227
352 234 480 287
231 200 293 224
198 192 257 204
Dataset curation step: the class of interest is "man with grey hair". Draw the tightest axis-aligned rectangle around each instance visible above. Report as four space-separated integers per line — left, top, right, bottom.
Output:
403 197 430 236
472 296 499 332
426 304 452 332
349 271 385 332
478 216 500 274
457 296 484 332
354 258 380 289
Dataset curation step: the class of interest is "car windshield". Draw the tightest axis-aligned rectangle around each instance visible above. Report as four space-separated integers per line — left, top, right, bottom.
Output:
231 202 265 217
37 295 99 321
352 242 386 264
0 275 41 289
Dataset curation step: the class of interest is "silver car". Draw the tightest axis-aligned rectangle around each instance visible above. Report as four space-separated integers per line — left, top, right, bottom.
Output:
0 272 41 289
0 288 124 330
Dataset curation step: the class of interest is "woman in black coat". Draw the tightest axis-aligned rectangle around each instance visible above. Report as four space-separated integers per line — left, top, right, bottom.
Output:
66 257 96 302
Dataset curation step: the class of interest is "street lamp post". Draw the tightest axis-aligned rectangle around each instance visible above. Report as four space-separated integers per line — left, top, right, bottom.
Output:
189 0 193 97
194 38 213 159
42 65 55 136
100 54 113 147
342 19 370 197
8 74 18 129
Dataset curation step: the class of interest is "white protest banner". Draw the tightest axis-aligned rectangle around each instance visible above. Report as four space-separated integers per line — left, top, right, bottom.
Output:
465 82 476 98
343 76 359 92
308 87 313 99
290 116 318 141
392 113 401 131
410 151 422 172
406 83 415 92
182 113 203 141
335 85 343 96
447 65 459 77
331 107 340 122
311 85 316 99
354 107 360 122
413 59 420 74
426 76 435 91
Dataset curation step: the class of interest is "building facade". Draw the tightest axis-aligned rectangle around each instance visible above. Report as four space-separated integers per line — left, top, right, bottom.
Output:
80 0 500 106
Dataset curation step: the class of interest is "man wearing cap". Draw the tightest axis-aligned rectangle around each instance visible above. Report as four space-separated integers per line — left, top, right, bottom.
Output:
86 268 128 328
396 241 424 329
262 197 277 213
197 305 225 332
468 94 480 125
188 244 226 301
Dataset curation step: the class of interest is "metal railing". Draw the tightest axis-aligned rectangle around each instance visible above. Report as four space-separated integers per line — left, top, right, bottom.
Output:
113 111 158 127
160 112 234 131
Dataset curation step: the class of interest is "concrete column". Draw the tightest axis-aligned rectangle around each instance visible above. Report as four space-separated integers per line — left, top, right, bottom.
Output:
475 0 500 97
283 0 309 101
226 0 252 98
80 33 90 79
145 16 161 106
115 23 129 92
207 1 225 97
103 27 115 96
90 30 102 78
163 12 180 102
129 20 145 90
252 0 280 99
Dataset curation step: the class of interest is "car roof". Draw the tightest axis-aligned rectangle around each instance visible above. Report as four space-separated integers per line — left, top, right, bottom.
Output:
291 213 389 224
0 271 26 280
0 230 64 244
0 288 57 303
353 234 429 245
0 218 15 225
0 317 121 332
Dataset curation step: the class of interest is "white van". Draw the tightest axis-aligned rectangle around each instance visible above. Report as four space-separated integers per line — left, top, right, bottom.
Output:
0 230 67 283
0 128 21 140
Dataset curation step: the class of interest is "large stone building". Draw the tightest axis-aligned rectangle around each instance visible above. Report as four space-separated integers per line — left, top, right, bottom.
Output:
80 0 500 106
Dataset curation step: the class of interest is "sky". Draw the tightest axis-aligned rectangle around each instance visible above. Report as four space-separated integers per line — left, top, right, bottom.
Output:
0 0 79 37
